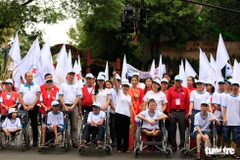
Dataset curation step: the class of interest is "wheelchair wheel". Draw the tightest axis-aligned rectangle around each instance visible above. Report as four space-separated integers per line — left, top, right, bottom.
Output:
134 147 140 158
179 148 189 158
63 131 69 152
165 148 173 158
105 145 112 155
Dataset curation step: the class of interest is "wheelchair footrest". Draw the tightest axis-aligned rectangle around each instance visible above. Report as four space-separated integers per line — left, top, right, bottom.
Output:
143 141 162 146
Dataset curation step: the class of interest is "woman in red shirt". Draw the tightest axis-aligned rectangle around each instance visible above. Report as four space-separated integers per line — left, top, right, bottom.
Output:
0 79 19 114
187 76 196 93
144 77 152 94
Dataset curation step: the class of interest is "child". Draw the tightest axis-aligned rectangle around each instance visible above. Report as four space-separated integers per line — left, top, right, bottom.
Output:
2 108 22 137
41 101 64 146
81 102 105 149
193 100 220 160
137 98 167 151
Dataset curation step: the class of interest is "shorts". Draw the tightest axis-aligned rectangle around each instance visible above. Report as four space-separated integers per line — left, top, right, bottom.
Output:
216 121 223 134
223 126 240 143
47 125 64 132
192 131 212 138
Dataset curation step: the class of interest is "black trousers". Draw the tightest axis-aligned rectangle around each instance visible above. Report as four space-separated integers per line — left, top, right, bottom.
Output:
20 105 39 143
83 124 104 141
115 113 130 151
109 113 116 142
82 106 93 124
170 110 185 148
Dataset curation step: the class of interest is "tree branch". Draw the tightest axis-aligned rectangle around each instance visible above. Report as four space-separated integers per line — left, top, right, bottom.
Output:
21 0 35 6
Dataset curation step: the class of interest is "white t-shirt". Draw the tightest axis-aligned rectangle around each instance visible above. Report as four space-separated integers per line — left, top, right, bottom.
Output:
222 94 240 126
93 89 110 108
140 110 163 130
47 111 64 128
190 90 210 110
2 118 21 130
59 82 82 104
212 91 225 121
193 112 216 133
109 88 117 114
143 90 167 112
87 110 105 123
19 83 40 105
115 90 131 117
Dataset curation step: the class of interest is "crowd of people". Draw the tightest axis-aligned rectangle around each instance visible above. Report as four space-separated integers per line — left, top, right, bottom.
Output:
0 69 240 159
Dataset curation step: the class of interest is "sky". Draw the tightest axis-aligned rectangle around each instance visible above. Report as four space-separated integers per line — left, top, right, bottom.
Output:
36 18 76 46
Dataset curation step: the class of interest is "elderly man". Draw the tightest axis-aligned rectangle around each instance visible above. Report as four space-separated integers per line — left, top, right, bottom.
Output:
166 75 189 152
19 72 41 146
59 70 82 148
40 73 59 92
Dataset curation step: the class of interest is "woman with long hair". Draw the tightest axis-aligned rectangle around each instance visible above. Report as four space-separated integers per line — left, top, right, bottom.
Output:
187 76 196 93
144 77 152 94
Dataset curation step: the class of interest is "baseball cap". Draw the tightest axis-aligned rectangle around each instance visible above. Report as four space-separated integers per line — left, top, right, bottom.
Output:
116 74 121 80
225 78 233 84
3 79 13 84
8 108 18 114
205 80 214 86
98 72 106 77
201 99 209 106
122 79 130 87
67 70 75 74
195 79 205 84
97 75 105 81
161 78 169 84
231 81 240 86
132 72 140 77
217 79 225 84
85 73 94 79
153 79 161 85
51 100 60 106
174 75 182 81
92 102 101 108
45 78 53 83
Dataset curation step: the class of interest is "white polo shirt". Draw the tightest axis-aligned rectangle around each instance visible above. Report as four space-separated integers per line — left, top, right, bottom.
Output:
2 118 21 130
59 82 82 104
115 90 131 117
19 82 40 105
193 112 216 133
47 111 64 128
87 110 105 123
143 90 167 112
190 90 210 110
140 110 163 130
212 91 225 121
93 89 110 108
222 94 240 126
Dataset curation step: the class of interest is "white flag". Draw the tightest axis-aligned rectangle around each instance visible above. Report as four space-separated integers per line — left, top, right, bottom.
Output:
199 48 212 81
55 44 68 84
121 55 128 81
9 32 21 67
104 61 109 80
149 59 155 78
68 49 73 71
157 54 163 78
185 59 197 77
179 60 187 87
73 60 83 88
225 62 233 78
232 59 240 82
216 33 230 71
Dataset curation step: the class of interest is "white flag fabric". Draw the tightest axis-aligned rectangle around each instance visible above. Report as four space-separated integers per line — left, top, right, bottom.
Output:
68 49 73 71
121 55 128 81
15 37 43 85
225 62 233 78
179 60 187 87
199 48 212 81
9 32 21 67
73 60 83 88
232 59 240 82
104 61 109 80
149 59 155 78
55 44 68 84
209 53 222 81
216 33 230 71
40 38 52 74
185 59 197 77
157 54 163 79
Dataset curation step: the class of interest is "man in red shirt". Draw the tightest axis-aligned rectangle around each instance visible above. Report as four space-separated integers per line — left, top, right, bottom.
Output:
167 75 189 152
40 73 59 92
81 73 95 116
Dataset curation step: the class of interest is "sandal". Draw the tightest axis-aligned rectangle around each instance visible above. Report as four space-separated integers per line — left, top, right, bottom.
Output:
117 150 122 153
231 154 240 159
80 142 87 148
196 152 201 160
97 142 103 149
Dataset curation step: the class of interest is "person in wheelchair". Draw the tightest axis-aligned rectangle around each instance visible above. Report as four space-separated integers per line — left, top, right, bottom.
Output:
193 100 220 160
136 98 167 150
2 108 22 139
40 101 64 146
81 102 105 149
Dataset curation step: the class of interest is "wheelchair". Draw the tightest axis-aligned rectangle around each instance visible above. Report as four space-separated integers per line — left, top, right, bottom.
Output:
134 118 173 158
78 110 112 155
37 111 70 152
0 110 31 151
179 118 218 159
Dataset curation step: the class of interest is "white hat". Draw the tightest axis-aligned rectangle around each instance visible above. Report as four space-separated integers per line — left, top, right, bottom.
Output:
97 75 105 81
122 79 130 87
92 102 101 108
85 73 94 79
201 99 209 106
174 75 182 81
231 81 240 86
195 79 205 84
132 72 140 77
217 79 225 84
51 100 60 106
153 79 161 85
205 80 214 86
116 74 121 80
45 78 53 83
161 78 169 84
98 72 106 77
67 70 75 74
8 108 18 114
3 79 13 84
226 78 233 84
